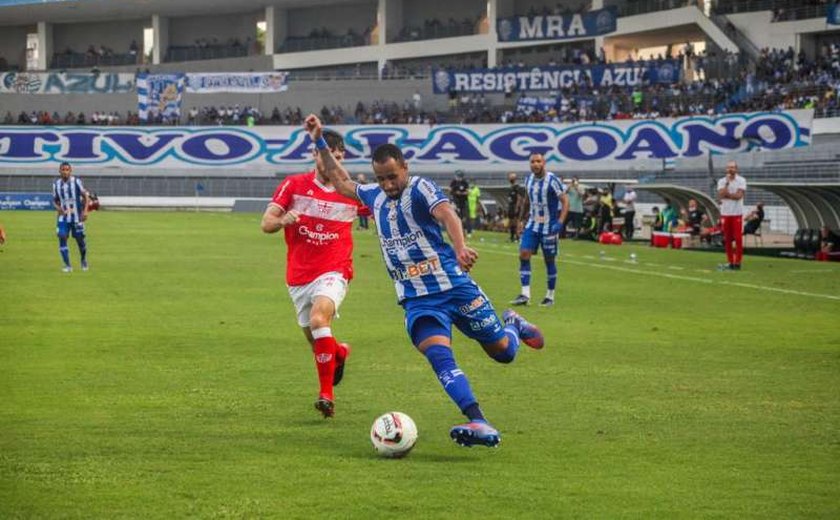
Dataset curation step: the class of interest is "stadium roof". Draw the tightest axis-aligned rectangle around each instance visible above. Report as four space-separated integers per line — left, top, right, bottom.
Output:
634 183 720 222
0 0 361 25
751 183 840 230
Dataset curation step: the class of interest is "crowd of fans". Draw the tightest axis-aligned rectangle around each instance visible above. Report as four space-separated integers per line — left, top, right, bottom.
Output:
4 44 840 126
51 41 141 69
280 27 372 53
166 37 256 63
394 15 485 43
4 110 141 126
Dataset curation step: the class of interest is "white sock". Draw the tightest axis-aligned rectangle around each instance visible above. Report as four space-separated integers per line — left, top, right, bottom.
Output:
546 289 555 300
522 286 531 298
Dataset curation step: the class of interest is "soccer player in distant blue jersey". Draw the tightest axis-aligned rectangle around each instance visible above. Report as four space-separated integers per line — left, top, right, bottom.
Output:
52 162 90 272
304 114 545 448
511 153 569 307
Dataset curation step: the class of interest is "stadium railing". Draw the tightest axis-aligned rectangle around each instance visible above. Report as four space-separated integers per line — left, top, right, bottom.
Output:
51 52 139 69
714 0 827 21
604 0 695 17
279 35 368 53
165 46 249 63
391 23 477 43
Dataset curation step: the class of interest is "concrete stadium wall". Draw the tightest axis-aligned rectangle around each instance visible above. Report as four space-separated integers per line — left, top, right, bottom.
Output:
53 20 145 55
0 25 30 70
168 13 261 48
726 11 795 51
286 2 377 39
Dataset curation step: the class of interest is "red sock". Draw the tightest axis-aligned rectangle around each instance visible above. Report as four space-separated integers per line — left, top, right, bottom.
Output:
312 328 337 400
336 343 349 363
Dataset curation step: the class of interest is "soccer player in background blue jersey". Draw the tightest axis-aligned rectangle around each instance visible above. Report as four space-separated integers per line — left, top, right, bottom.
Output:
511 153 569 307
52 162 90 272
304 114 545 448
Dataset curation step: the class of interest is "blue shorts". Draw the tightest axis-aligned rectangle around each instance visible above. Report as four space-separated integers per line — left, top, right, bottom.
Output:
57 221 85 239
520 228 558 257
401 282 506 346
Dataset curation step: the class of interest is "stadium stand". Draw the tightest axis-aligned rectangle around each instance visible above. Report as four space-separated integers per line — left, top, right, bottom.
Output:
1 0 839 247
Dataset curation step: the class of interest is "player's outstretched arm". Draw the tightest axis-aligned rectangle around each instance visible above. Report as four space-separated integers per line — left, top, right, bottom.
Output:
304 114 359 201
432 202 477 272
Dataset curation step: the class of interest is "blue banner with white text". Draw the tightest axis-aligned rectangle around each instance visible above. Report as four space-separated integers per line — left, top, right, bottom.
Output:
497 6 617 42
432 60 681 93
0 111 813 173
516 95 558 114
0 192 53 210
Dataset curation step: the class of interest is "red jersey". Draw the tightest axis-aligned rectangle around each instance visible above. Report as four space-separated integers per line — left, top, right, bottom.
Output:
271 171 366 286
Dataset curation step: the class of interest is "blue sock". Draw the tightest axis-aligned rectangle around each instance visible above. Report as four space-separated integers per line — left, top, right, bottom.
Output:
76 237 87 263
58 237 70 267
519 258 531 287
492 327 520 364
424 345 480 417
546 258 557 290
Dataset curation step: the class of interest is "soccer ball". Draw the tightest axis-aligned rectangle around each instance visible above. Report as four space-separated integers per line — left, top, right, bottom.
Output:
370 412 418 458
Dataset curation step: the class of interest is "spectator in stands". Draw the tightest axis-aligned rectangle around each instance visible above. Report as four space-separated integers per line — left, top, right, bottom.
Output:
651 206 664 232
699 214 718 246
467 179 481 237
598 188 614 233
622 186 637 239
743 202 765 236
661 199 679 233
450 170 470 228
507 172 527 243
565 176 584 239
687 198 704 236
820 225 839 254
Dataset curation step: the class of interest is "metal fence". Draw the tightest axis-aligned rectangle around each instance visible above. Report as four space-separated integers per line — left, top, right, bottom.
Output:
51 53 139 69
714 0 827 21
165 46 249 63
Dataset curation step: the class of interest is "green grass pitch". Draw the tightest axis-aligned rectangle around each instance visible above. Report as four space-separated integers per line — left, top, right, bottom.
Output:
1 211 838 518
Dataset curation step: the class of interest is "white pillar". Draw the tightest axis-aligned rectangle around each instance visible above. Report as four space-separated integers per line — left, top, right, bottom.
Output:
592 0 605 62
378 0 402 46
36 21 52 70
487 0 497 67
265 6 287 55
152 14 169 65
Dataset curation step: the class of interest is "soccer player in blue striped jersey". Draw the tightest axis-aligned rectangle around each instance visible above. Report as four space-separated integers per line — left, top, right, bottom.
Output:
511 153 569 307
304 114 545 448
52 162 90 272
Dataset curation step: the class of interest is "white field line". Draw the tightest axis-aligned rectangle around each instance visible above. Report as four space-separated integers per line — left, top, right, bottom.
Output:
476 245 840 302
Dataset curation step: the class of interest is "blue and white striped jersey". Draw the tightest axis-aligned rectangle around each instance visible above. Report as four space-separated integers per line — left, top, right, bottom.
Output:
524 171 566 235
356 176 471 302
53 176 86 224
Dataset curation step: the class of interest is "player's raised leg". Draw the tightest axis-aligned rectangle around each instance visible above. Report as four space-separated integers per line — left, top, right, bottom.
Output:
409 314 500 448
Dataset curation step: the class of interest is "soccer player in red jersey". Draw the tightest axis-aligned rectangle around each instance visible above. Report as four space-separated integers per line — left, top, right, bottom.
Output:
261 130 367 418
